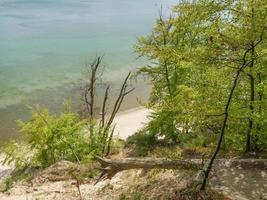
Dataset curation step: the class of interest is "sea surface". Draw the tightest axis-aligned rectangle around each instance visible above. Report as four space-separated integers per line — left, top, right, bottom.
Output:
0 0 176 144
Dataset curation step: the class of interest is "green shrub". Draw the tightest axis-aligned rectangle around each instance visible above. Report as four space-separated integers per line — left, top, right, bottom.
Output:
127 129 157 147
118 192 145 200
126 129 157 156
133 191 144 200
147 111 179 144
3 104 106 169
119 193 128 200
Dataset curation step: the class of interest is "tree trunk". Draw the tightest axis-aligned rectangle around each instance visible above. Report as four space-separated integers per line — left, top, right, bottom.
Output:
200 26 265 190
95 156 267 185
246 43 255 153
95 156 202 182
246 6 256 153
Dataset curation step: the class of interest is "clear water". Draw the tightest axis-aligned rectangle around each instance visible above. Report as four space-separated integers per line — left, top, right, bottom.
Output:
0 0 176 143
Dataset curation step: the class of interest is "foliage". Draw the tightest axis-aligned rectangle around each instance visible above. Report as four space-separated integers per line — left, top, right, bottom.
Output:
135 0 267 153
119 192 145 200
126 128 157 156
174 189 229 200
2 57 132 189
3 104 106 169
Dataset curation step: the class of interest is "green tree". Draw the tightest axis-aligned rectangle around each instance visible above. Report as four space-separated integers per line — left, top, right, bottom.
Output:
135 0 267 152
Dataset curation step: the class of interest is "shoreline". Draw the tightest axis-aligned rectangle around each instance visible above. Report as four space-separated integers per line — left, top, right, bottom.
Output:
0 78 151 146
0 106 151 181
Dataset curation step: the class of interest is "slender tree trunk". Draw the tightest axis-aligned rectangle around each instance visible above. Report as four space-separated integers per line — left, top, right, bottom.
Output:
200 48 255 190
200 75 237 190
200 26 265 190
257 73 263 114
246 6 256 152
246 72 255 152
158 12 172 96
254 72 263 152
164 60 172 95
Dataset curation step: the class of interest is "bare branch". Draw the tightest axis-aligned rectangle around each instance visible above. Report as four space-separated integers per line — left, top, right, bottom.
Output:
100 85 110 128
105 72 134 132
89 56 102 119
82 56 134 156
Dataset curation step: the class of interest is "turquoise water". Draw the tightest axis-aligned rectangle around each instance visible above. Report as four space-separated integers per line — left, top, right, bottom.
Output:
0 0 176 143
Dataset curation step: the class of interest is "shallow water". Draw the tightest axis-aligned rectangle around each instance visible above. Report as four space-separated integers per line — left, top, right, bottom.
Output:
0 0 176 144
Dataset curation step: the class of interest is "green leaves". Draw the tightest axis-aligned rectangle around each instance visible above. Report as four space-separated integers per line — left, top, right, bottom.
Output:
135 0 267 152
4 104 108 169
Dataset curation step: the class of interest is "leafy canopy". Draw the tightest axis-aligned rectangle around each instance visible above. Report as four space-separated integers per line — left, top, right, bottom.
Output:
135 0 267 151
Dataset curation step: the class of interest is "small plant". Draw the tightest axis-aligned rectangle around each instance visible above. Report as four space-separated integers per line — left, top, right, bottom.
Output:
118 192 145 200
133 191 143 200
0 177 12 192
119 193 128 200
126 129 157 156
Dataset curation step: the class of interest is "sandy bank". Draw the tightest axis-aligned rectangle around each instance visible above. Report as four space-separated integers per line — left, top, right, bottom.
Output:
113 107 150 140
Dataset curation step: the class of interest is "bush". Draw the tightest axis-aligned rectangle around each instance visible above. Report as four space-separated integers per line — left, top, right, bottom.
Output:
126 128 158 156
3 104 105 169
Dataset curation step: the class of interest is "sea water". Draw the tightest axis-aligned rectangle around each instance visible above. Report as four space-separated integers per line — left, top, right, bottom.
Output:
0 0 176 144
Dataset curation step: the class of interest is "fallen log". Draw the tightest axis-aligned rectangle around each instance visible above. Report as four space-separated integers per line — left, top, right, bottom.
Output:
95 156 203 183
95 157 267 184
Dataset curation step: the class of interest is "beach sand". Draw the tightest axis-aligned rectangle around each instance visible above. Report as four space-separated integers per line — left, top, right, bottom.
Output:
113 107 150 140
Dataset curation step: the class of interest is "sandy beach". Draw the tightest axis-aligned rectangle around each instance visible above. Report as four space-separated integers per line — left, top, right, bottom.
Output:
113 107 150 140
